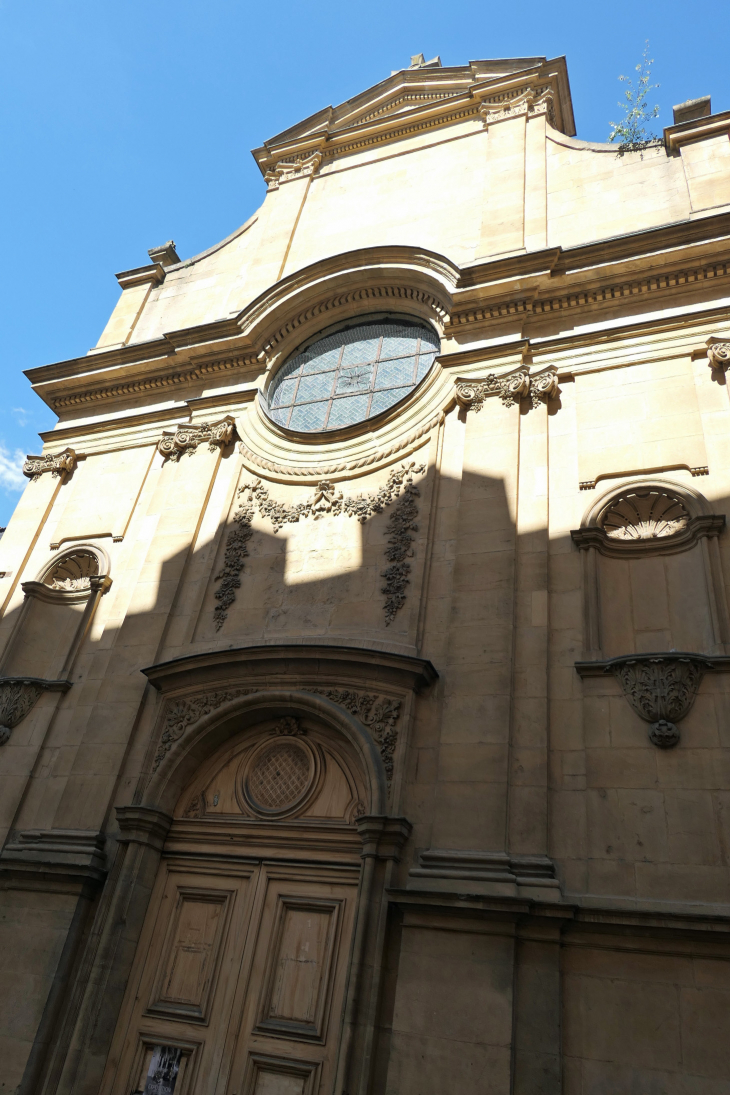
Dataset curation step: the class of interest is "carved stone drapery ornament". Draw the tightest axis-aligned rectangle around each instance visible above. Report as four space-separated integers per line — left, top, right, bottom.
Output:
158 417 236 463
0 677 72 745
455 367 558 412
152 687 401 784
576 653 716 748
23 447 77 481
214 463 426 629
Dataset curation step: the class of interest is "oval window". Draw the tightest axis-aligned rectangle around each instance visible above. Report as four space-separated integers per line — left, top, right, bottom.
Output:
266 318 439 432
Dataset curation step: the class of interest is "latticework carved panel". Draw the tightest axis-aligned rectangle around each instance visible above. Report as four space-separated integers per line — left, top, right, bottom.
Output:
247 741 312 812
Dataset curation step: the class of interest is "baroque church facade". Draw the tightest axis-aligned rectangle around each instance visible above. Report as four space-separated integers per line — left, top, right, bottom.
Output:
3 52 730 1095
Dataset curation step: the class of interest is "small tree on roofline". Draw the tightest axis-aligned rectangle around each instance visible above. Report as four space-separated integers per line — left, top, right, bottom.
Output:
609 41 660 155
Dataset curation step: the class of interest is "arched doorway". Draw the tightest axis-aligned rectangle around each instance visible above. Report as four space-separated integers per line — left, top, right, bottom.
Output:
102 707 372 1095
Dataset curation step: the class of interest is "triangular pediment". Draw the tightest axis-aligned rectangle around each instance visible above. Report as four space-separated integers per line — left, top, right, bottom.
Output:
252 56 574 180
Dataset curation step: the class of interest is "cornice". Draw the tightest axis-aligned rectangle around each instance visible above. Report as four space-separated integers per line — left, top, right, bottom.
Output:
142 642 438 696
664 109 730 152
24 218 730 421
115 263 165 289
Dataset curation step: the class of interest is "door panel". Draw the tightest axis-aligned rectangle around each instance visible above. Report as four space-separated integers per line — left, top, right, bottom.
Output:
149 887 232 1022
229 868 359 1095
103 855 360 1095
256 897 341 1040
103 864 260 1095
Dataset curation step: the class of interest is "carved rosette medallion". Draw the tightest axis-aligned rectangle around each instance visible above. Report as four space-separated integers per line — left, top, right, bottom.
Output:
158 417 236 462
23 447 77 481
608 654 712 748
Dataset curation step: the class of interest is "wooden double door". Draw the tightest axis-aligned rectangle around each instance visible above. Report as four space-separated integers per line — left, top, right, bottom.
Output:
105 850 361 1095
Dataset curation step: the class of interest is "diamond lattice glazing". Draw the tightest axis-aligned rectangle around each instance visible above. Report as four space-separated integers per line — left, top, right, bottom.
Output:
247 742 312 811
266 319 439 432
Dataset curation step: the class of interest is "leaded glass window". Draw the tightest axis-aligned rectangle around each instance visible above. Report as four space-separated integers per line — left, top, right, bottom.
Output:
266 319 439 432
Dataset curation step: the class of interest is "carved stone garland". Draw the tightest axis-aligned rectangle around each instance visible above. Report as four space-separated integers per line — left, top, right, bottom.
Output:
213 462 426 630
609 653 712 748
455 368 558 412
23 447 77 481
158 417 236 463
152 687 401 785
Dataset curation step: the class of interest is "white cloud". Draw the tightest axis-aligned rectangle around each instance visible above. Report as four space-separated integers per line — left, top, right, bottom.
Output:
12 407 29 427
0 443 26 492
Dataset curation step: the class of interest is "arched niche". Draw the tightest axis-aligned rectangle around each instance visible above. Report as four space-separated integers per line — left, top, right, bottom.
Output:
571 479 729 658
0 543 112 680
142 688 389 821
173 706 371 827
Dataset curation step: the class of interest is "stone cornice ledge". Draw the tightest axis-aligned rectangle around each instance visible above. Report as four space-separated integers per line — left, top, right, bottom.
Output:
575 652 730 677
389 889 730 933
408 847 560 900
142 643 438 696
0 828 106 890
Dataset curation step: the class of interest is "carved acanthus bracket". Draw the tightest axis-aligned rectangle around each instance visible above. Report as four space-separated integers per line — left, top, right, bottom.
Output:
214 462 426 629
0 677 72 746
158 417 236 462
575 653 721 748
23 447 77 481
264 150 322 190
455 367 558 412
479 87 556 128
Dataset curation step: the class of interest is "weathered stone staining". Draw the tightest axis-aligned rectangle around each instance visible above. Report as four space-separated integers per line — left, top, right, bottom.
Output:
2 51 730 1095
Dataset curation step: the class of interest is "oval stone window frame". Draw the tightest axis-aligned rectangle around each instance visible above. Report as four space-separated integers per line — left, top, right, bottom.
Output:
264 315 440 435
238 734 321 819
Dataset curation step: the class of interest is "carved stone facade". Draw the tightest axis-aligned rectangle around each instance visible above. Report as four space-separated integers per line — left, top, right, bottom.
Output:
3 52 730 1095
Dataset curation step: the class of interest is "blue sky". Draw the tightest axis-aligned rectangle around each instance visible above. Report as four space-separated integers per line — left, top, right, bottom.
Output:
1 0 728 525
